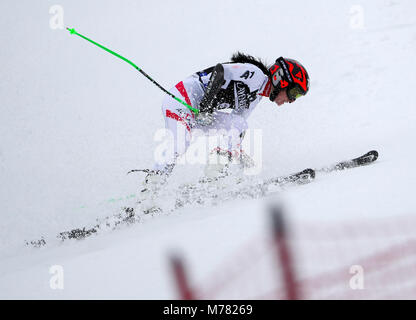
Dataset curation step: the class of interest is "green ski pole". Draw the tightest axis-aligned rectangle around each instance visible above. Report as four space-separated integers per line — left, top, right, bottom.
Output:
66 27 199 115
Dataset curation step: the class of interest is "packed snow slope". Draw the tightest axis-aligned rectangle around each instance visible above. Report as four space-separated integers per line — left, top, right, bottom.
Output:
0 0 415 298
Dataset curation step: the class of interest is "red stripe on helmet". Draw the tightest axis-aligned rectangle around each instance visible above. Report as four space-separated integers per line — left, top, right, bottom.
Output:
269 64 279 75
287 61 307 92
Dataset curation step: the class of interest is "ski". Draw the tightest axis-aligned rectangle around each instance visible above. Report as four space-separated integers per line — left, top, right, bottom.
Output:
265 168 315 186
174 168 316 210
317 150 379 173
25 207 140 245
26 150 378 247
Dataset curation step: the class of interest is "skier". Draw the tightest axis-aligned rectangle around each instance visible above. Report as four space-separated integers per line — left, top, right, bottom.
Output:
139 52 310 212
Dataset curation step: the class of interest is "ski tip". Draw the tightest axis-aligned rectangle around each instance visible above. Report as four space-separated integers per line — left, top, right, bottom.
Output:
288 168 316 185
305 168 316 179
366 150 379 162
369 150 379 159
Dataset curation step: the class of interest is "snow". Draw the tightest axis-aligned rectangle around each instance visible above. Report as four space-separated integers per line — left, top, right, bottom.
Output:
1 0 416 299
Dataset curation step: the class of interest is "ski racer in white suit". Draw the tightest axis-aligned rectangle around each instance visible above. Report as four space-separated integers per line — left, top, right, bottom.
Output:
143 52 310 193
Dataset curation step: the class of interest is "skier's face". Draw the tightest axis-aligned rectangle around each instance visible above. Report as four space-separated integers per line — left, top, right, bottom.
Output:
274 89 292 106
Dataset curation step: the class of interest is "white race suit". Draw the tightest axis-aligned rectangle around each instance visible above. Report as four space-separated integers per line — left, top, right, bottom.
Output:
154 62 272 172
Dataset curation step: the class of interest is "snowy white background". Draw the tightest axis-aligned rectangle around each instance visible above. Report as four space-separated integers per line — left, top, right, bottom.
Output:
0 0 415 299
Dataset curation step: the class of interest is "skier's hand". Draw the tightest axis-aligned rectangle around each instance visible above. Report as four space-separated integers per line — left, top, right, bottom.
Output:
195 111 214 126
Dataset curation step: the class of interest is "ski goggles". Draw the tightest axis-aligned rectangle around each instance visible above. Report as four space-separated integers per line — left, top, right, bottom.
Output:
287 84 305 102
